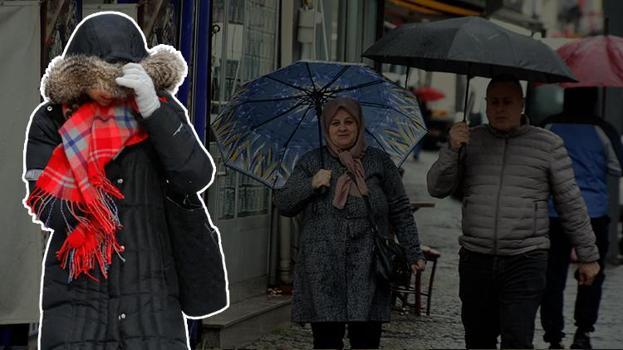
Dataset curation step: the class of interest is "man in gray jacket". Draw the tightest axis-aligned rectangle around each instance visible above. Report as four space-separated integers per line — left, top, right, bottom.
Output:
427 76 600 349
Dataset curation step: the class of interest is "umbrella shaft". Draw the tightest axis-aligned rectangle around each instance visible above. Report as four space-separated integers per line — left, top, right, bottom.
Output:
463 75 471 122
315 103 325 168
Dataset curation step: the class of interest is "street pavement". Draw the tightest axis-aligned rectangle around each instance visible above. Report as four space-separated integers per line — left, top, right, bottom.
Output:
248 149 623 349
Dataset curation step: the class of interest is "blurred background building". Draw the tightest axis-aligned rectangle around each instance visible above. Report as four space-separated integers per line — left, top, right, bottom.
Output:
1 1 620 348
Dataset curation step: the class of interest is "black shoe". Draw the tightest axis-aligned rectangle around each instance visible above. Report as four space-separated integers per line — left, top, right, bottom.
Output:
570 330 592 350
549 342 565 349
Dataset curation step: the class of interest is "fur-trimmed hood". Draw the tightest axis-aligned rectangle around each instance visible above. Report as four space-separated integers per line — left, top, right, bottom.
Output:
42 44 187 104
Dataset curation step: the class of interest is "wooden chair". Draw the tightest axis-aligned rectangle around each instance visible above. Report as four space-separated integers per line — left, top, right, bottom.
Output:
391 245 440 316
391 202 439 316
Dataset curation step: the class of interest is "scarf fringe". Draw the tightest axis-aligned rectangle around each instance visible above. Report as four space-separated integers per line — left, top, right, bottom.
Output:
26 100 146 282
27 183 125 282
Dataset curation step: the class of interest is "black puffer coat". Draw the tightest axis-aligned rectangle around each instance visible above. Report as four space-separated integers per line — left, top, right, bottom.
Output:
24 13 217 350
26 97 213 350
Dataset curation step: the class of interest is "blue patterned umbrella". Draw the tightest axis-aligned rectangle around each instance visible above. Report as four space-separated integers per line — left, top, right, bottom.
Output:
211 61 426 189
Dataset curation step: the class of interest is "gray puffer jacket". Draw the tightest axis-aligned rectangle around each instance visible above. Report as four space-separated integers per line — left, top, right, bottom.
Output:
427 124 599 262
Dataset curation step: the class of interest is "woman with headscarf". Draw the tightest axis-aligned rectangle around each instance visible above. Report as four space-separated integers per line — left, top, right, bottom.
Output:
23 12 219 349
274 97 426 349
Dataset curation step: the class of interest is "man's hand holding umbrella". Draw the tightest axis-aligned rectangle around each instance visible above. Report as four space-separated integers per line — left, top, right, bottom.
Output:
448 122 470 151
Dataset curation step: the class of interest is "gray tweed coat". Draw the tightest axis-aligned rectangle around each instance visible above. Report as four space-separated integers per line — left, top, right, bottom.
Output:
274 147 424 323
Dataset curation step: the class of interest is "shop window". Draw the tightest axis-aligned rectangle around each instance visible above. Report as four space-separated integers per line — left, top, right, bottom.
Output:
210 0 278 220
212 0 278 110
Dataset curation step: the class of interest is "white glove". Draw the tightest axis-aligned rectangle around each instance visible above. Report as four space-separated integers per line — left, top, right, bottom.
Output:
115 63 160 118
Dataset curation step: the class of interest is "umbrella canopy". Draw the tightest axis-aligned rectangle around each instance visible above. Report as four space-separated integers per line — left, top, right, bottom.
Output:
363 16 577 83
413 86 445 102
557 35 623 88
211 61 426 189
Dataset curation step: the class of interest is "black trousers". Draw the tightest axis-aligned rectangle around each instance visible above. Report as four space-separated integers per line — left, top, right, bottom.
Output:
311 322 382 349
540 216 610 343
459 248 548 349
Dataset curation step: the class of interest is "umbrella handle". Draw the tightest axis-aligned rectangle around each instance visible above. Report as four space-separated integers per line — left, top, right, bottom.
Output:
458 144 466 178
317 129 327 197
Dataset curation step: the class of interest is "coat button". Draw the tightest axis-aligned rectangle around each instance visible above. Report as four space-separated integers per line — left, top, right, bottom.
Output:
116 178 124 184
118 313 126 320
46 106 53 112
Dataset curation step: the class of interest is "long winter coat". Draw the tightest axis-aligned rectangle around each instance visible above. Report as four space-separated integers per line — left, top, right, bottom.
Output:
23 13 216 349
274 147 424 323
25 96 213 349
427 124 599 262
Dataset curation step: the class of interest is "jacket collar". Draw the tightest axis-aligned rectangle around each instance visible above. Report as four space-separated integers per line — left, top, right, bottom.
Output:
485 123 531 138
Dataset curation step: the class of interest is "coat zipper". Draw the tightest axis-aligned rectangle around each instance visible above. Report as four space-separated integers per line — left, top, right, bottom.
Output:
533 201 538 235
493 138 509 255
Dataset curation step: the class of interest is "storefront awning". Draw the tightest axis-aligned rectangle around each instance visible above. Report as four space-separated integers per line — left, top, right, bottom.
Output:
387 0 483 17
385 0 544 34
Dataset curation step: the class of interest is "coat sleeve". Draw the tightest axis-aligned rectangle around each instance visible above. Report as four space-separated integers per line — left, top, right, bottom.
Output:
140 94 214 194
596 121 623 177
273 154 318 217
380 153 424 265
426 143 463 198
549 137 599 262
24 104 76 232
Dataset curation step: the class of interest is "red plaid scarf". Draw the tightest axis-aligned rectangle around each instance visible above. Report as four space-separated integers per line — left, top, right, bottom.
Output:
27 100 148 281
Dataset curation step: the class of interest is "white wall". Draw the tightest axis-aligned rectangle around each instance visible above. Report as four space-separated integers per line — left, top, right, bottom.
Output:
0 0 44 324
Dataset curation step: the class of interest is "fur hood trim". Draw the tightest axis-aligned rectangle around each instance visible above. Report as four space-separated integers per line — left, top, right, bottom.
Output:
41 44 187 104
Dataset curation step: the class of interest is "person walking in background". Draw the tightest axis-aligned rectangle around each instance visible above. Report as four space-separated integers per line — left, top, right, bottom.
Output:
427 76 600 349
539 87 623 350
412 100 430 160
23 13 213 349
274 97 426 349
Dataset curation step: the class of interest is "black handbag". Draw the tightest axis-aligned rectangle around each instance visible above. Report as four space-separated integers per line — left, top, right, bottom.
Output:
360 192 411 286
164 190 228 317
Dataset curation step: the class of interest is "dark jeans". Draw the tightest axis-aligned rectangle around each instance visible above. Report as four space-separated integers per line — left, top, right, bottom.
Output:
540 216 610 343
311 322 382 349
459 248 548 349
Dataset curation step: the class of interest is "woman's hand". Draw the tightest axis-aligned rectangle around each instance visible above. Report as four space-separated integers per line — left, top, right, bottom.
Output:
311 169 332 189
115 63 160 118
411 259 426 273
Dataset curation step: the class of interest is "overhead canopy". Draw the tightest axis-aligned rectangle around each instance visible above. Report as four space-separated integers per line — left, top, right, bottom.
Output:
385 0 544 33
387 0 483 17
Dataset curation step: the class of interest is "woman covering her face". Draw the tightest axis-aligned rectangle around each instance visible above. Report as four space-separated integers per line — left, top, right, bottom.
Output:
23 12 217 349
274 97 426 349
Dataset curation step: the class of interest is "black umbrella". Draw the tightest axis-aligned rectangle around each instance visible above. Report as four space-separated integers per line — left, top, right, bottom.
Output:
363 16 577 119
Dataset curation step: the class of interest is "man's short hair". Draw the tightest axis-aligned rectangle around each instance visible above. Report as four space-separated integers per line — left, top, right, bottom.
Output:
487 75 523 97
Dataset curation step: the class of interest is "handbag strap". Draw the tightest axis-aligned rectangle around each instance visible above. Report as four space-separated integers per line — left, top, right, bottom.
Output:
345 171 383 239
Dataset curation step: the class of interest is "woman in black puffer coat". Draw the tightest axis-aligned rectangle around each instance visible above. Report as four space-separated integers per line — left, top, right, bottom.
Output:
24 13 219 349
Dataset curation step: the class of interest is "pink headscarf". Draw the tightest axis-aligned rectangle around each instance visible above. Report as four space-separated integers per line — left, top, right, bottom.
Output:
321 97 368 209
